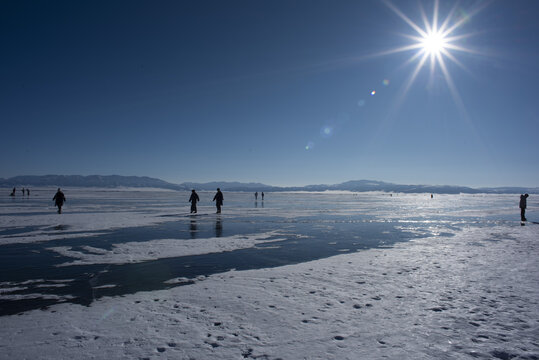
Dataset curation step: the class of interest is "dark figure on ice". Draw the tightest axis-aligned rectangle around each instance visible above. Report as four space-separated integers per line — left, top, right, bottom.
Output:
10 187 15 196
53 188 66 214
261 192 264 200
189 189 200 214
520 194 529 222
213 188 224 214
255 192 258 200
26 188 30 196
21 188 25 196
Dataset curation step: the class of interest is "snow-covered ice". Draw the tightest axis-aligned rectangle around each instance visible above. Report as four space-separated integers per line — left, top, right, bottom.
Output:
0 188 537 359
48 230 287 266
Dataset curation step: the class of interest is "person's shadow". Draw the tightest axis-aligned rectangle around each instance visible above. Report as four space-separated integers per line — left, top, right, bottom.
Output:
215 217 222 237
189 218 197 239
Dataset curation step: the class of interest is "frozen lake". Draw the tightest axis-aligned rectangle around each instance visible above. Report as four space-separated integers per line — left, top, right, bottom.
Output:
1 188 538 359
0 188 531 316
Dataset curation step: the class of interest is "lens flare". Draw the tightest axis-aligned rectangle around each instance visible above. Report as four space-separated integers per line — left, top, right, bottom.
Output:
370 90 376 96
382 79 390 86
320 126 333 137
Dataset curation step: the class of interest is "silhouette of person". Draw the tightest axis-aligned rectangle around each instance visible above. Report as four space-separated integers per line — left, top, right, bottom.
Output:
261 192 264 200
21 188 25 196
430 194 433 199
189 189 200 214
255 192 258 200
53 188 66 214
10 187 15 196
26 188 30 196
520 194 529 221
213 188 224 214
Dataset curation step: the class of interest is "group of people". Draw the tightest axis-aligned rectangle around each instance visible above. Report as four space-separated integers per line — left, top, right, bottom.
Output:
189 188 268 214
189 188 224 214
10 187 30 196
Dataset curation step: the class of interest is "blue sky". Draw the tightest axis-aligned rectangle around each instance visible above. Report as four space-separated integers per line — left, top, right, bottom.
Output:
1 0 538 187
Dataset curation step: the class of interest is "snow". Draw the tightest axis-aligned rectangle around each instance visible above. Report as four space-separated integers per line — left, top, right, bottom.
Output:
0 189 537 359
1 224 538 359
48 230 287 266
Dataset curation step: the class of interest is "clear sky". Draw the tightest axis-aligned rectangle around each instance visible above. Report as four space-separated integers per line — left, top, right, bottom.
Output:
1 0 538 187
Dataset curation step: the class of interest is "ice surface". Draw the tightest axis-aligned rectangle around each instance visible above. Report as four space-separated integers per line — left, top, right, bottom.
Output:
48 230 287 266
0 225 537 359
0 188 537 359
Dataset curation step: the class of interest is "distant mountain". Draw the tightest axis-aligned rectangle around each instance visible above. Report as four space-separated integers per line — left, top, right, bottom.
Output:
181 181 277 192
0 175 187 191
1 175 537 194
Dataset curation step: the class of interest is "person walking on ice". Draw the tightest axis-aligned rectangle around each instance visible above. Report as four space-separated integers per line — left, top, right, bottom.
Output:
520 193 529 222
189 189 200 214
53 188 66 214
213 188 224 214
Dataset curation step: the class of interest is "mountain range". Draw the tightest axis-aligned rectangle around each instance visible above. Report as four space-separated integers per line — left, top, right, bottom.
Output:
0 175 536 194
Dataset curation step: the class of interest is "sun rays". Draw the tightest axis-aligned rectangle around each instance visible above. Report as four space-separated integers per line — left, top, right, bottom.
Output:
381 0 486 114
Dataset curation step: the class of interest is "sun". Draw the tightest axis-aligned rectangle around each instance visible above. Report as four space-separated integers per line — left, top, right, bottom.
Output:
421 30 447 56
379 0 485 113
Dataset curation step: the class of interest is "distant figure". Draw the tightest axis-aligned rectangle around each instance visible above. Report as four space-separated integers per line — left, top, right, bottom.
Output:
430 194 433 199
10 187 15 196
21 188 25 196
261 192 264 200
255 192 258 200
213 188 224 214
189 189 200 214
52 188 66 214
520 194 529 222
26 188 30 196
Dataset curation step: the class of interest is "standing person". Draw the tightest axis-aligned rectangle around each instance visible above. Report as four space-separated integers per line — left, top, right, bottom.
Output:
21 188 25 196
52 188 66 214
520 194 529 222
189 189 200 214
26 188 30 196
213 188 224 214
261 192 264 200
10 187 15 196
254 192 258 200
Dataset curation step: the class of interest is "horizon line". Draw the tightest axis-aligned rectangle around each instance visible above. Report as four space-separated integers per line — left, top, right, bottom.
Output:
1 174 538 190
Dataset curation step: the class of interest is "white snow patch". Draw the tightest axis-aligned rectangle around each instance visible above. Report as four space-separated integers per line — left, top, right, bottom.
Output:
48 231 287 266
